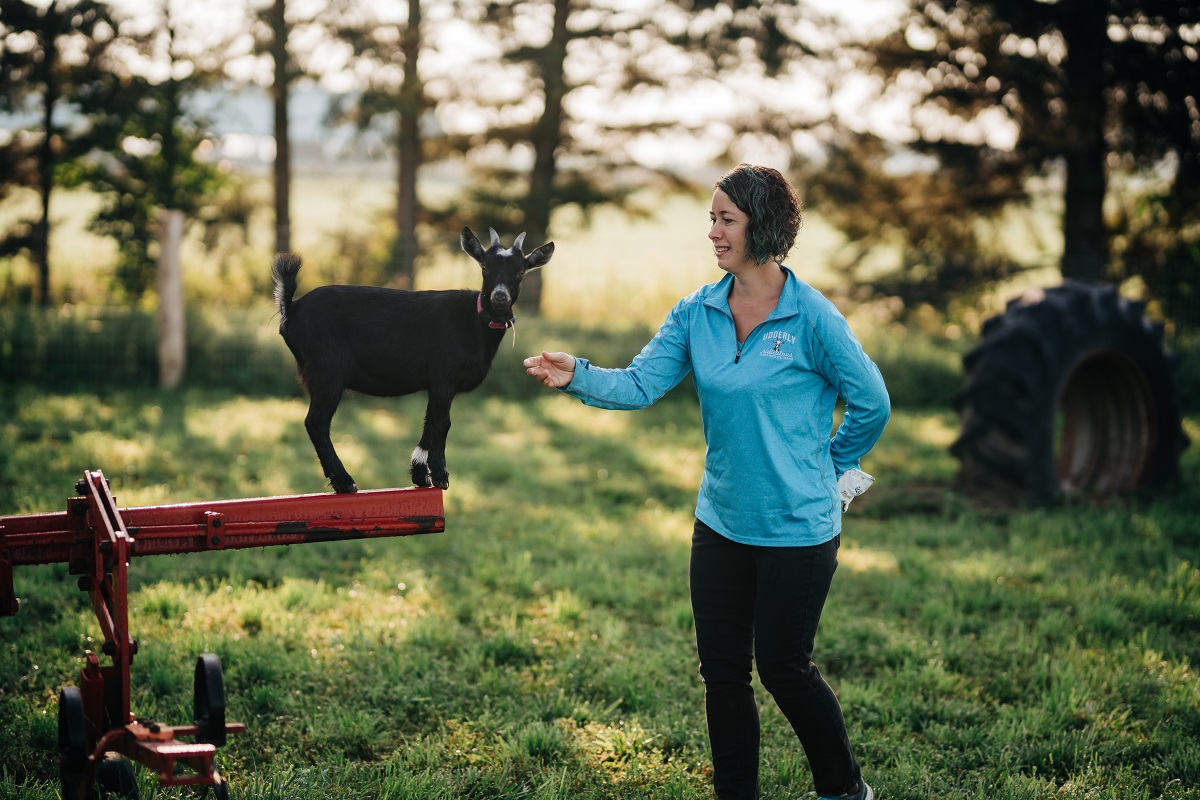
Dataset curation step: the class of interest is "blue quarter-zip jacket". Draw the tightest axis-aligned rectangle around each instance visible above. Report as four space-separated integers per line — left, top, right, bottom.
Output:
562 266 890 547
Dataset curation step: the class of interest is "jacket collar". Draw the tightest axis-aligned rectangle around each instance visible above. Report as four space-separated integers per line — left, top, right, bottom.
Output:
703 264 799 320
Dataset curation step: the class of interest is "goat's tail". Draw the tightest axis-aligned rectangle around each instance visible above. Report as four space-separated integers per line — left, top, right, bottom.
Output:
272 252 303 328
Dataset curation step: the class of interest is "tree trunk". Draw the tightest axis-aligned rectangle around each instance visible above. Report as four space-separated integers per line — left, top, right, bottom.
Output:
36 107 53 308
272 0 292 255
35 14 60 308
157 209 186 390
1058 4 1107 283
522 0 569 315
392 0 422 288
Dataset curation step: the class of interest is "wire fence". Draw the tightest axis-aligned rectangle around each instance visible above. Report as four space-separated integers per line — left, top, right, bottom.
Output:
2 303 1195 414
0 306 301 396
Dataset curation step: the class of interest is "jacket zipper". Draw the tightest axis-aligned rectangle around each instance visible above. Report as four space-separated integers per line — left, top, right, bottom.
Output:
735 321 767 363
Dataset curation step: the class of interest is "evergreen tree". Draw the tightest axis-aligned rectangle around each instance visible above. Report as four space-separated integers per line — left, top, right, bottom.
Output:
438 0 710 313
59 6 238 301
244 0 326 259
813 0 1199 319
326 0 432 287
0 0 121 306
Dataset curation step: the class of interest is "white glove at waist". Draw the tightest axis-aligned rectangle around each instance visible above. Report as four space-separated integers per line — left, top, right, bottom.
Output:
837 468 875 512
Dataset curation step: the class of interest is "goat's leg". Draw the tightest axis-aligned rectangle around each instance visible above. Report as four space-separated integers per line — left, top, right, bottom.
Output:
411 392 453 489
304 391 358 493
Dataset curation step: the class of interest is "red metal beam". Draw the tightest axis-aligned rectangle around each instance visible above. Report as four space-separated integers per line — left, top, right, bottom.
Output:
1 477 445 615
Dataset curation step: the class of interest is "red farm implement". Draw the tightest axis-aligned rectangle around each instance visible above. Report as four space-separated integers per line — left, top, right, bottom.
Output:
1 470 444 800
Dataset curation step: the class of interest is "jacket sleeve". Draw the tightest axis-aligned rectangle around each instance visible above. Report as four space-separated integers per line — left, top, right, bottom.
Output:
562 302 694 410
809 303 891 476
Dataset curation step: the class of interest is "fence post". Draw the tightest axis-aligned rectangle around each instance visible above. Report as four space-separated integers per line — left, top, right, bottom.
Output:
157 209 186 390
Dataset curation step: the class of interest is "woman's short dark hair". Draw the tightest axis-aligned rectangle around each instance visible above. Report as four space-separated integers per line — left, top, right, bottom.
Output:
715 164 802 264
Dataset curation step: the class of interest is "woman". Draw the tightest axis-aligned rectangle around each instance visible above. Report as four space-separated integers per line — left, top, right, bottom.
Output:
523 164 889 800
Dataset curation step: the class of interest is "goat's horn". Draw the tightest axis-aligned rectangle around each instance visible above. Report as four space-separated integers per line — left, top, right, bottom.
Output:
513 232 526 252
488 228 501 248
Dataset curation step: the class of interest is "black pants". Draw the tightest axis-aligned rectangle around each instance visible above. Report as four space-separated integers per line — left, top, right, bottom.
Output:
689 519 861 799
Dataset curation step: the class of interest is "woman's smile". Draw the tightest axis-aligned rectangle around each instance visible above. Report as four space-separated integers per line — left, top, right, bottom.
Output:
709 188 754 272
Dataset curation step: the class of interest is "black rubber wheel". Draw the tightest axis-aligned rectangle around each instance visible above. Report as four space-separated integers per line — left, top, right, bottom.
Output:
952 281 1189 505
194 653 227 747
58 687 87 800
96 753 139 800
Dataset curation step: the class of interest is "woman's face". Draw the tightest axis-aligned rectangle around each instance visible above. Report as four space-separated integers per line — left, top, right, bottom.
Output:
709 188 756 274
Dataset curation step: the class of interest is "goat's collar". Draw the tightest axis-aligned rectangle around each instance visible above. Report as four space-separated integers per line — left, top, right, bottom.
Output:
477 292 515 329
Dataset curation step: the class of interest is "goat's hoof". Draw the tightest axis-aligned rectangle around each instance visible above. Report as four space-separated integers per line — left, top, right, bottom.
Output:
332 481 358 494
433 477 449 490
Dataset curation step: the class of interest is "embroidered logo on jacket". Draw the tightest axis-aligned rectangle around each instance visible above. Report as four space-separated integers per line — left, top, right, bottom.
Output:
758 330 795 361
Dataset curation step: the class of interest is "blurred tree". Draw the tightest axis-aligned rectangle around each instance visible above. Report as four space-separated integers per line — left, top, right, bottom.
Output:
59 5 241 302
797 127 1034 318
651 1 1012 311
326 0 430 287
437 0 699 313
662 0 832 152
267 0 294 256
812 0 1199 320
0 0 121 306
243 0 324 258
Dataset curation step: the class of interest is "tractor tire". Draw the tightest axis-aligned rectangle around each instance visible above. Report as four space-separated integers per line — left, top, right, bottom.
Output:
58 687 87 800
951 281 1189 505
96 754 139 800
194 653 227 747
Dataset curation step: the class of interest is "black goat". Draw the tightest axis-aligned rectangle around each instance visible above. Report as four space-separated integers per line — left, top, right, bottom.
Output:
272 227 554 493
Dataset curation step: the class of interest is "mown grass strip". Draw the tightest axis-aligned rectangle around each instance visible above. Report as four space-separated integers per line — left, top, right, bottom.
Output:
2 389 1197 799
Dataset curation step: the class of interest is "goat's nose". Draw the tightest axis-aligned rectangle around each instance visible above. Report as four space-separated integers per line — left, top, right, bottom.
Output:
491 285 512 307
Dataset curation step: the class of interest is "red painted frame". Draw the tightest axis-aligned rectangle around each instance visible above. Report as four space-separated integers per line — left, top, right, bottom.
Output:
1 470 445 797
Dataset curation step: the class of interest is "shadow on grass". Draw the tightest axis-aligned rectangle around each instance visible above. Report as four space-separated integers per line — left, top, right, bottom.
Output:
5 388 1200 799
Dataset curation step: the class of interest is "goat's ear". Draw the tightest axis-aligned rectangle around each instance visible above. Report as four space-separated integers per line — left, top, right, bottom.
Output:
461 227 486 265
524 241 555 272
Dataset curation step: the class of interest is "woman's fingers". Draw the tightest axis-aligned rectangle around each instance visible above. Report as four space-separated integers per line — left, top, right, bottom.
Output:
523 352 574 387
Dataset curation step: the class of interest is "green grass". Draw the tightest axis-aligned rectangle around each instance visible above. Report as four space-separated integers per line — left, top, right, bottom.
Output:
1 386 1198 799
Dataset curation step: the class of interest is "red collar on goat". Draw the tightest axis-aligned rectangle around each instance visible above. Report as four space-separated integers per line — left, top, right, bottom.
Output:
477 292 515 329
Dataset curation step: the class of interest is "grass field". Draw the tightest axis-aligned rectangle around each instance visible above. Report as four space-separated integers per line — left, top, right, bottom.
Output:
0 173 1045 330
1 385 1198 800
2 167 1196 799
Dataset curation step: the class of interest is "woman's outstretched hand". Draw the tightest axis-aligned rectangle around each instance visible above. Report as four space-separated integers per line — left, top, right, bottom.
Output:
524 351 576 388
